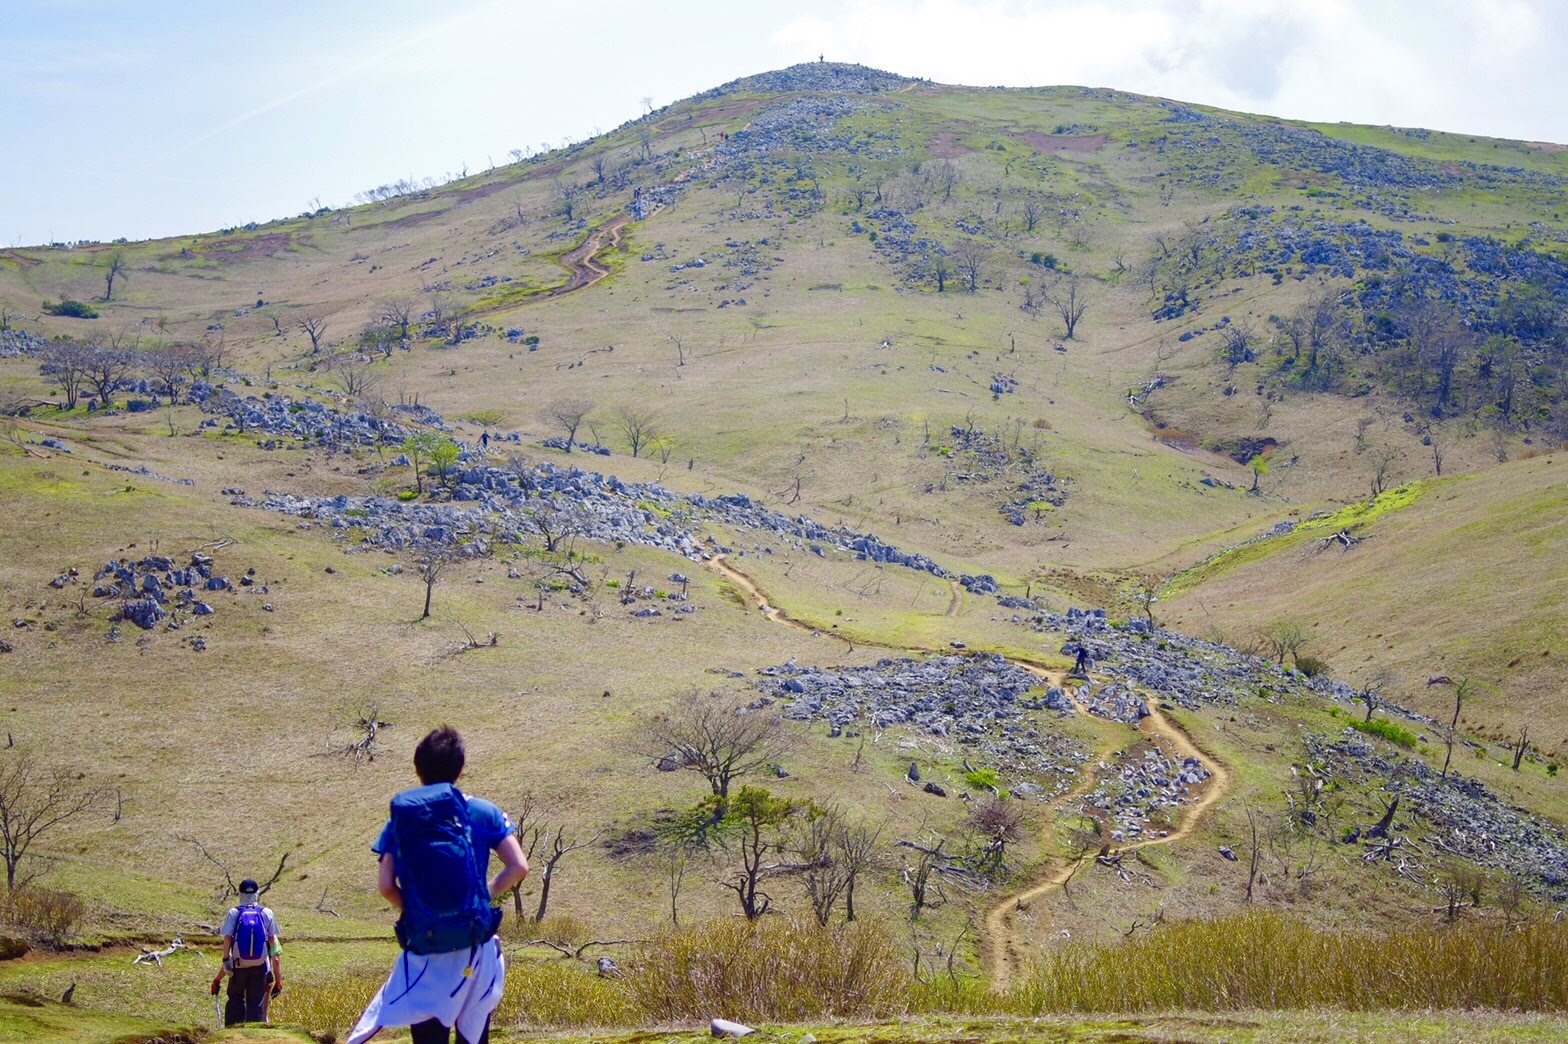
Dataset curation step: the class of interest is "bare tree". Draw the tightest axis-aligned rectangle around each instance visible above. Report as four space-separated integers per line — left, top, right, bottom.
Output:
418 549 454 620
1018 198 1044 233
836 816 882 921
963 797 1026 879
528 824 601 922
324 703 393 762
1130 573 1161 627
1369 450 1397 496
933 159 960 202
1358 666 1397 723
616 407 659 458
39 341 92 409
530 506 588 555
952 240 987 293
100 249 128 302
376 297 416 344
1440 677 1473 780
1511 724 1530 772
1048 274 1090 339
794 805 851 926
296 311 330 354
81 342 135 407
425 295 471 345
179 836 292 904
554 179 583 221
902 834 950 917
1264 619 1310 669
642 691 794 800
540 398 595 451
0 753 107 889
140 345 198 404
925 248 952 293
329 359 381 400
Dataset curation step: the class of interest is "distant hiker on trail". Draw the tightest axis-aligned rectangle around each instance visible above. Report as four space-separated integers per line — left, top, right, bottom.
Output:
347 726 529 1044
480 431 489 449
211 878 284 1026
1071 643 1090 676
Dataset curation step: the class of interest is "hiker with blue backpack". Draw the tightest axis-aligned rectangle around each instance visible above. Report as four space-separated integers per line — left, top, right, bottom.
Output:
347 725 530 1044
211 878 284 1026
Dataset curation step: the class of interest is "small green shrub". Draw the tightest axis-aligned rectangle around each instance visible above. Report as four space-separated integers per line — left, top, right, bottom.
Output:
1547 763 1559 777
460 408 505 426
397 489 419 501
1295 654 1331 677
1351 717 1418 748
42 299 98 318
964 766 1002 792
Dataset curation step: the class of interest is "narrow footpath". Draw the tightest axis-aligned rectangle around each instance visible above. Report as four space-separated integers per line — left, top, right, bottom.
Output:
703 555 1231 993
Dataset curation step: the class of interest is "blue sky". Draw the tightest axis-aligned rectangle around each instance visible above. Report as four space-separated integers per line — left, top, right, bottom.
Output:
6 0 1567 246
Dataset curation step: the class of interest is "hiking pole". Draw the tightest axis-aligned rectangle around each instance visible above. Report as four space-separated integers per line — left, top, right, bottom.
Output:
213 991 223 1028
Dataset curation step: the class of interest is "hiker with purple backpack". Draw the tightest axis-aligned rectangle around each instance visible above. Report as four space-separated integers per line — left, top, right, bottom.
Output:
347 726 530 1044
211 878 284 1025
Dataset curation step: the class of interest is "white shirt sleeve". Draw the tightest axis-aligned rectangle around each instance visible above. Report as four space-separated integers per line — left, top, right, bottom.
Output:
219 907 238 937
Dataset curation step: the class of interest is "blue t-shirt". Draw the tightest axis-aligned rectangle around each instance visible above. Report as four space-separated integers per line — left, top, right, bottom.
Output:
373 791 515 879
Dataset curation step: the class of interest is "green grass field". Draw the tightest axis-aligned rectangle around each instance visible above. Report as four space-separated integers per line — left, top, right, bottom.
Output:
0 62 1564 1039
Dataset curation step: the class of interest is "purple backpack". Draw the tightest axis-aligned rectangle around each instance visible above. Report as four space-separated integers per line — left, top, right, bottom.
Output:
233 905 268 966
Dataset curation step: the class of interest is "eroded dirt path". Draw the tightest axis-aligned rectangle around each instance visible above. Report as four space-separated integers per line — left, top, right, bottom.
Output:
706 555 1231 994
472 214 630 317
548 215 630 298
983 687 1232 992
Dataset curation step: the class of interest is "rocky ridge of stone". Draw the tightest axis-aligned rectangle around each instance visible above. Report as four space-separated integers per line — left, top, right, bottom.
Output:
1305 734 1568 898
753 654 1089 793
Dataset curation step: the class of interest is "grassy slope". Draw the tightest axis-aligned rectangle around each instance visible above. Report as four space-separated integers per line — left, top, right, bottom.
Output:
0 65 1565 1033
1163 453 1567 747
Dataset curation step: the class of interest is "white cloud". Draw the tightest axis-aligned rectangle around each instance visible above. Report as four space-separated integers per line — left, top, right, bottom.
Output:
772 0 1568 141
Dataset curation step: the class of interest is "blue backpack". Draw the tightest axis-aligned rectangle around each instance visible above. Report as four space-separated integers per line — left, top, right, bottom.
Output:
388 783 501 955
232 905 268 966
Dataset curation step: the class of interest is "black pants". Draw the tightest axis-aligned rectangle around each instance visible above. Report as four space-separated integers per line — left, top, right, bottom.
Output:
224 964 272 1025
410 1016 491 1044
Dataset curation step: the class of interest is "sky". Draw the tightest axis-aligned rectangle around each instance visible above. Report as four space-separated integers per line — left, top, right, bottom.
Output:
5 0 1568 247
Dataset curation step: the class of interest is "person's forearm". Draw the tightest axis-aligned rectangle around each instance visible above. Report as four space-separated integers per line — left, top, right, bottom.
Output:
377 853 403 908
490 863 527 899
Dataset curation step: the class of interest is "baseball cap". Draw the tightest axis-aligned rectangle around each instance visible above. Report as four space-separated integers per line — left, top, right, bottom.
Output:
238 878 259 894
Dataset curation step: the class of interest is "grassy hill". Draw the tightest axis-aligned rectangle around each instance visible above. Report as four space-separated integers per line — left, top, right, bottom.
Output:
0 62 1564 1037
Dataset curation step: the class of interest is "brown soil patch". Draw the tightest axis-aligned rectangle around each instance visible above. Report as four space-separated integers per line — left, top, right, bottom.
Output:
1525 140 1568 153
0 251 42 268
929 132 974 158
202 232 293 264
1012 131 1108 154
365 207 447 232
446 178 514 205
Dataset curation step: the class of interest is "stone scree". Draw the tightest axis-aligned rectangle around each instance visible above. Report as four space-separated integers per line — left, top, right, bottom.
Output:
753 654 1090 797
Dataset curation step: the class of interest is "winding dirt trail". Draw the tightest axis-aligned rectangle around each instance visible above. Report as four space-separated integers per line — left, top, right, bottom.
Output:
982 689 1232 992
472 214 630 317
548 215 630 298
705 555 1231 993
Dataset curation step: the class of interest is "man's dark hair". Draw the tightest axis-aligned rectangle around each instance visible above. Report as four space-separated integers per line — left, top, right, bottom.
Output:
414 725 466 784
